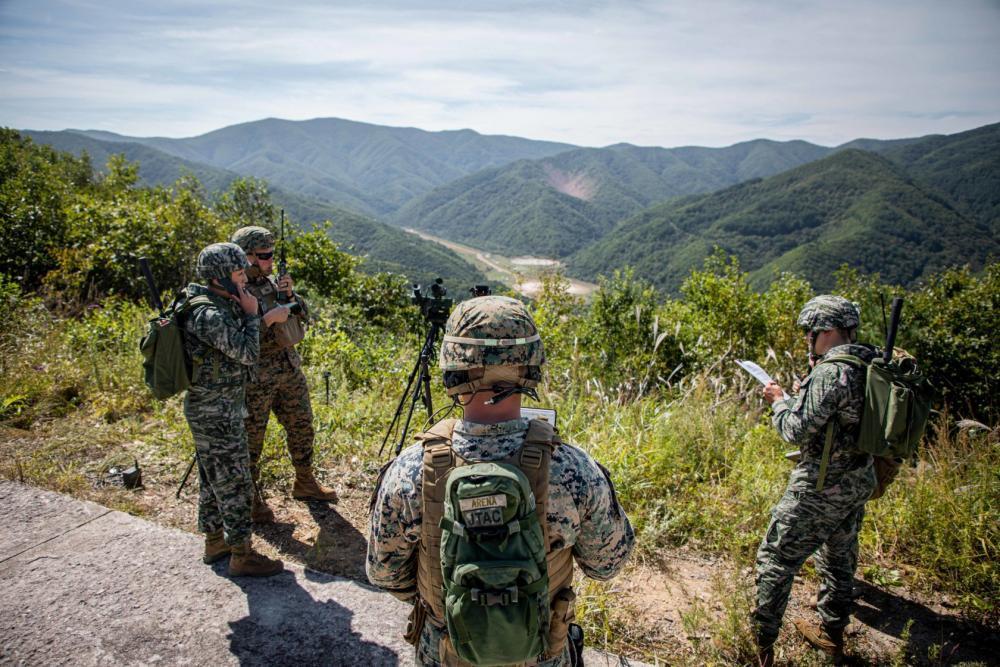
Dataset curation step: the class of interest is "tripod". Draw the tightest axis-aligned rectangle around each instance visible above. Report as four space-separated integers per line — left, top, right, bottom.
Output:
379 320 444 457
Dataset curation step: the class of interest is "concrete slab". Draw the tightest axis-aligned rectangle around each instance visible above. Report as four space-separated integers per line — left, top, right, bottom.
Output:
0 482 644 666
0 480 109 563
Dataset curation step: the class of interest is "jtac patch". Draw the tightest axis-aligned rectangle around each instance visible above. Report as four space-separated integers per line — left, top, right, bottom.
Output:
460 493 507 528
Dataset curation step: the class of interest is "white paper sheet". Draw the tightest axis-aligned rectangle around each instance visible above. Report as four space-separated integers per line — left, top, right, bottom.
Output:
735 360 790 400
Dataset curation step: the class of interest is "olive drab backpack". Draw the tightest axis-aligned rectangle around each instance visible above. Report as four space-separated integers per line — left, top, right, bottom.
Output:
814 351 933 496
139 290 212 399
412 418 577 667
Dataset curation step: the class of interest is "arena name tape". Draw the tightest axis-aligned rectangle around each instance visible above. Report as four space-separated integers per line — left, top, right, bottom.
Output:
443 334 541 346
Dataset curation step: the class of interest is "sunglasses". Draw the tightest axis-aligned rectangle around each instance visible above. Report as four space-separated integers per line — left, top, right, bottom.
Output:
252 251 274 260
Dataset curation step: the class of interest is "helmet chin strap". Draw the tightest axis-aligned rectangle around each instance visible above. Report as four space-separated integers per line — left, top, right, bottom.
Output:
484 385 539 406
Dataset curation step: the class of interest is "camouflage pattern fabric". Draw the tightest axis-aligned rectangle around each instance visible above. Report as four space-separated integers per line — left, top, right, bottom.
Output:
243 273 314 472
367 418 635 666
230 226 276 252
439 296 545 372
181 282 261 547
196 242 251 281
796 295 861 333
753 343 877 643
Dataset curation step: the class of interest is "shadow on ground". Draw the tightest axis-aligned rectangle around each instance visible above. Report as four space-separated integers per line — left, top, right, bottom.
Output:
852 579 999 665
220 566 399 666
254 500 368 581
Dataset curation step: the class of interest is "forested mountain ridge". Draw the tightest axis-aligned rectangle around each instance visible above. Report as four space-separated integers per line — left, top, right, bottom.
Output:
70 117 576 216
391 139 834 257
568 149 998 292
22 129 491 289
875 121 1000 235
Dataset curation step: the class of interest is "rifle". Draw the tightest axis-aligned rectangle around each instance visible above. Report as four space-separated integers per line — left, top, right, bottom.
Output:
277 209 289 304
138 256 197 498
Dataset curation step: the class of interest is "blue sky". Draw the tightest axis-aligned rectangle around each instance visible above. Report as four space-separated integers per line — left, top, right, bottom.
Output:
1 0 999 147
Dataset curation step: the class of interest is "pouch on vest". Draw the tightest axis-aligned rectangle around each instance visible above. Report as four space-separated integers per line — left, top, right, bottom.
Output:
139 291 212 399
272 315 305 349
440 462 550 666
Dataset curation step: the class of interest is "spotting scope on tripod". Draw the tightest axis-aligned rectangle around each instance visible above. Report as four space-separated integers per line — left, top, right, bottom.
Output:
379 278 454 457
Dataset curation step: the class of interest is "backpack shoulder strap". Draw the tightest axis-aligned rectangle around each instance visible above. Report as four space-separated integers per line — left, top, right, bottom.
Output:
417 418 461 627
515 418 557 555
814 354 868 492
817 353 867 369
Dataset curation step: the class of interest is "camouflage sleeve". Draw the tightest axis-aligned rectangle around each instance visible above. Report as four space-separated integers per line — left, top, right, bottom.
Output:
187 305 261 366
564 447 635 580
771 363 847 453
365 445 423 597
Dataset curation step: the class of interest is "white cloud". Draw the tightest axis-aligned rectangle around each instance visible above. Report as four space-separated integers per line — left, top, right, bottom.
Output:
1 0 998 145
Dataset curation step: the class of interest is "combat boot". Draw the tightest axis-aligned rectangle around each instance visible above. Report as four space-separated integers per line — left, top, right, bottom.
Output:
202 529 231 564
754 632 775 667
793 619 844 662
292 465 339 502
251 493 276 524
228 539 284 577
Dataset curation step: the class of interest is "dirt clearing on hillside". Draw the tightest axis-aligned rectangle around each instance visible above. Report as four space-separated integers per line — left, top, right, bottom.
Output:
4 425 993 667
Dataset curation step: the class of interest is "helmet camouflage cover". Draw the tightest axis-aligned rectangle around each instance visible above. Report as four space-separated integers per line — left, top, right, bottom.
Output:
440 296 545 396
797 295 861 332
196 242 251 281
230 226 275 252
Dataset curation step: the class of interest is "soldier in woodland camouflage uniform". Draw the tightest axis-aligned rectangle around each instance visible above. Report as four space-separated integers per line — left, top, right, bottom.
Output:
230 226 337 524
183 242 283 577
367 295 635 667
754 295 877 664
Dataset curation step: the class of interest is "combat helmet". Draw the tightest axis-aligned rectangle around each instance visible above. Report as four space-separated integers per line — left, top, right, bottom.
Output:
196 242 251 281
230 226 275 252
797 295 861 334
439 295 545 401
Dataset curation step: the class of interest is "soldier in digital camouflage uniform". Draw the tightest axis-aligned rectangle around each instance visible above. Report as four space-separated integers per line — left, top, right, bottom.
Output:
754 295 877 664
183 242 283 577
367 295 635 667
230 226 338 524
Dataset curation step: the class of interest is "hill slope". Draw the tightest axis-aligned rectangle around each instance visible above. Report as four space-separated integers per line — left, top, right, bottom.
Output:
74 117 575 215
569 150 998 292
391 140 833 257
876 122 1000 234
23 130 491 289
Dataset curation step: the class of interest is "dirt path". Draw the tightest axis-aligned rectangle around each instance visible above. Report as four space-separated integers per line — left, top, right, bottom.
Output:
403 228 597 298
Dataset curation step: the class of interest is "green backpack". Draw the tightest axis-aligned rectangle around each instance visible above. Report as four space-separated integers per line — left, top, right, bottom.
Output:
139 291 212 399
439 461 550 665
815 352 933 494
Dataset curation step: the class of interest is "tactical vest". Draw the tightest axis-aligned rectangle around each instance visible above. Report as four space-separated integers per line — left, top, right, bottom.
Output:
413 418 575 666
244 275 305 355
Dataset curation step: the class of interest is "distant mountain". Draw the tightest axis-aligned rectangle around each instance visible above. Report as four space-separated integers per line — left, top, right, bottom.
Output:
391 140 833 258
875 122 1000 235
24 129 239 193
71 117 575 216
23 130 491 289
568 149 998 292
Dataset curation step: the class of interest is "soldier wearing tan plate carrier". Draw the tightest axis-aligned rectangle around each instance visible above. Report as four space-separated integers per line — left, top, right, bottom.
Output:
367 295 635 667
230 226 338 523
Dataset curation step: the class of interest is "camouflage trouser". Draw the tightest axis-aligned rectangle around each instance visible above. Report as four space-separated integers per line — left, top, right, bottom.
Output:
753 460 876 643
245 350 315 475
184 385 253 546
